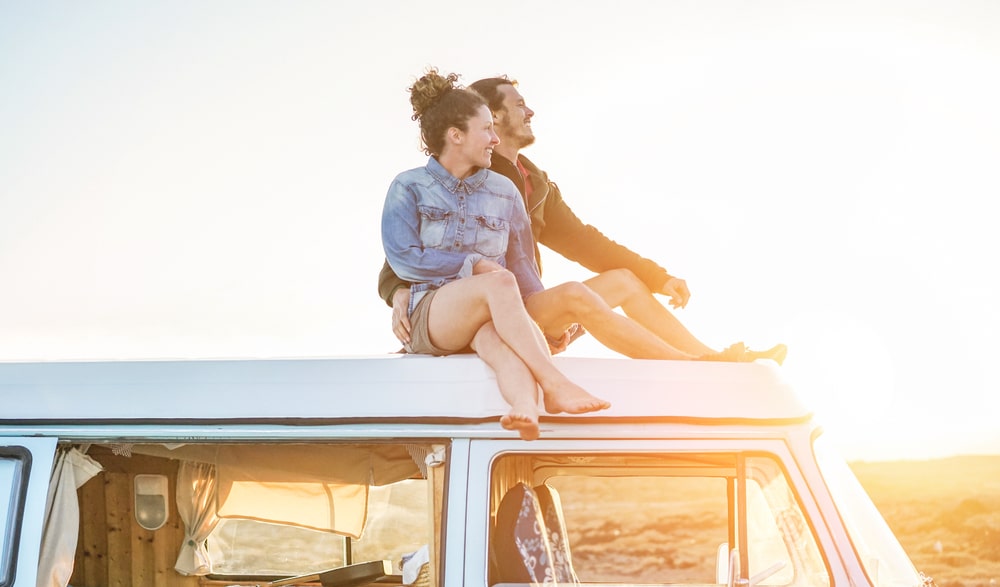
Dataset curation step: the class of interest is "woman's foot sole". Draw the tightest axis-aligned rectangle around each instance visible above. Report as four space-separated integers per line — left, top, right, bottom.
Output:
501 413 540 441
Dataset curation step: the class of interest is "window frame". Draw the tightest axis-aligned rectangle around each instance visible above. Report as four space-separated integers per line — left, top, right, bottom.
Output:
0 446 32 587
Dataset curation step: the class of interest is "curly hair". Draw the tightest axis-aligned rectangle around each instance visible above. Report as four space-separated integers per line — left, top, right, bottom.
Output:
409 68 487 156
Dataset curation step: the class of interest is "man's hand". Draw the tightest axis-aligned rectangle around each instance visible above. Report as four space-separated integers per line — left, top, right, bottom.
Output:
660 276 691 309
391 287 412 345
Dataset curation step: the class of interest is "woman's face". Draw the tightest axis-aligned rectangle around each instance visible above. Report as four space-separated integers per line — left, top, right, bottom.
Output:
454 105 500 170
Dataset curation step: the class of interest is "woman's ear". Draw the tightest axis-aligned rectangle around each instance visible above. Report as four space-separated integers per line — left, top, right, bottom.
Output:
446 126 464 146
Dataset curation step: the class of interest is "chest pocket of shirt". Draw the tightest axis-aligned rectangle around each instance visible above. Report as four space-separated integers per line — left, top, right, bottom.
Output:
417 205 451 249
473 215 509 258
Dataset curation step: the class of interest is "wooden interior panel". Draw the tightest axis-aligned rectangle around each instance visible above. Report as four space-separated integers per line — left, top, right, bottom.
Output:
72 446 198 587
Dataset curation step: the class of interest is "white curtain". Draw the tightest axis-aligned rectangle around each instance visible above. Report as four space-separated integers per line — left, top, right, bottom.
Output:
173 461 220 576
37 447 103 587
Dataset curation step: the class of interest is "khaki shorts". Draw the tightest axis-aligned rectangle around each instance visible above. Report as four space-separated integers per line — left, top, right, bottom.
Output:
406 289 473 356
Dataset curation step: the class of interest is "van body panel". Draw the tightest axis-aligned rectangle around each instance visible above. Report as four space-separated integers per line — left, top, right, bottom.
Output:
442 439 470 587
0 356 808 423
0 355 920 587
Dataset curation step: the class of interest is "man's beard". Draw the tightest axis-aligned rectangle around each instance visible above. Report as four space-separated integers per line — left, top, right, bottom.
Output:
499 117 535 149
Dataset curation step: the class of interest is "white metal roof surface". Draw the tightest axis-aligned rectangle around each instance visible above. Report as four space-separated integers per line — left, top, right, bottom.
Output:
0 354 809 423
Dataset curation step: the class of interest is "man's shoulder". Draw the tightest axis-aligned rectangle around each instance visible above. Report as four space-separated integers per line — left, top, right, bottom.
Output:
483 169 521 196
517 155 548 180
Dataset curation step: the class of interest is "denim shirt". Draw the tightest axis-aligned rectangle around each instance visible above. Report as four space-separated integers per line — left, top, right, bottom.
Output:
382 157 544 315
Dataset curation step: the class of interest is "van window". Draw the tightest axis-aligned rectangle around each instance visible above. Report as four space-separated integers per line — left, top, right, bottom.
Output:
74 442 441 585
489 453 829 587
208 479 430 575
1 447 31 587
813 436 921 587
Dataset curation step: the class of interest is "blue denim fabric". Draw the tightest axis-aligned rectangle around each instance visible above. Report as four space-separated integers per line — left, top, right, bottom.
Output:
382 157 544 315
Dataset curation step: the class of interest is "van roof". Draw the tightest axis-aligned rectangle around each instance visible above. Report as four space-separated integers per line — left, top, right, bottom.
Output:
0 355 809 425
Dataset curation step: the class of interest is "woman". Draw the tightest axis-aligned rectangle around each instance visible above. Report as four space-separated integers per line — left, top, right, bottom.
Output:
381 69 610 440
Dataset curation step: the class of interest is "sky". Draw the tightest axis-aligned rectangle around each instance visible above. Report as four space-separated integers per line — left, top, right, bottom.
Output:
2 1 999 461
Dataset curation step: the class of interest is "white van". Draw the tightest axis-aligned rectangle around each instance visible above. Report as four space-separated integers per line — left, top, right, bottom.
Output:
1 355 926 587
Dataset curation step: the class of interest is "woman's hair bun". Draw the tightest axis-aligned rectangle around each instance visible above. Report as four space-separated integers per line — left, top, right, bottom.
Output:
409 68 461 121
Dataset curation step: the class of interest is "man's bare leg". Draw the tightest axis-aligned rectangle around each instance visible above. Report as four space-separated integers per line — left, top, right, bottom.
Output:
470 322 540 440
583 269 717 356
525 282 699 360
426 270 610 414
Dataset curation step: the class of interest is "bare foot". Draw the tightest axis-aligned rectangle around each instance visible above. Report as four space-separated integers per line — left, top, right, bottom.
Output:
501 411 540 441
542 380 611 415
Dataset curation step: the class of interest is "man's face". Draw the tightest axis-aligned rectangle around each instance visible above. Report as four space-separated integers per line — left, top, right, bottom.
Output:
494 84 535 150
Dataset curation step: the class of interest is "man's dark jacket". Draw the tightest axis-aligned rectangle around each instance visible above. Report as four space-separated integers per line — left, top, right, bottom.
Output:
377 154 673 305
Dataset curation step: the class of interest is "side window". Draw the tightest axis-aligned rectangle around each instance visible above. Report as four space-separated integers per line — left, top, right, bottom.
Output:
488 453 829 587
192 442 441 583
0 447 31 587
208 479 431 575
74 442 444 587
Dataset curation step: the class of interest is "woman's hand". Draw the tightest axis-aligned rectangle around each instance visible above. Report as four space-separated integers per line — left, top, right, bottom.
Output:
546 323 585 355
473 258 505 274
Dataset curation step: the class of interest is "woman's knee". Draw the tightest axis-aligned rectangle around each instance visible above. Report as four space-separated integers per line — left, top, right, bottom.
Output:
478 268 520 294
470 322 515 361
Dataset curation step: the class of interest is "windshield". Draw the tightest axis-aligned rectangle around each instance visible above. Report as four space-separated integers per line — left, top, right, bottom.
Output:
813 436 923 587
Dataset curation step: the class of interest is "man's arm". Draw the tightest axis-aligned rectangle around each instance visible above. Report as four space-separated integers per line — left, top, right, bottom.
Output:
378 259 410 307
537 180 676 295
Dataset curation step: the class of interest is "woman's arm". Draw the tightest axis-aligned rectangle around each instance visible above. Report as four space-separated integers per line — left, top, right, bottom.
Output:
505 194 545 300
381 179 482 284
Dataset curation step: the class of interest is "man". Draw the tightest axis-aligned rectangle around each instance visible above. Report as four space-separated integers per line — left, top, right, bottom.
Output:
378 76 784 363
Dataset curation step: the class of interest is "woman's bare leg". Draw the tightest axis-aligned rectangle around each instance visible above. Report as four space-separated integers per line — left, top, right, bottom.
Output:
525 282 699 360
426 271 610 414
470 322 540 440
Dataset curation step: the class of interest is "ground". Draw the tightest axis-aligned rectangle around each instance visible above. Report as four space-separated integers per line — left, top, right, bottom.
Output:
851 455 1000 587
